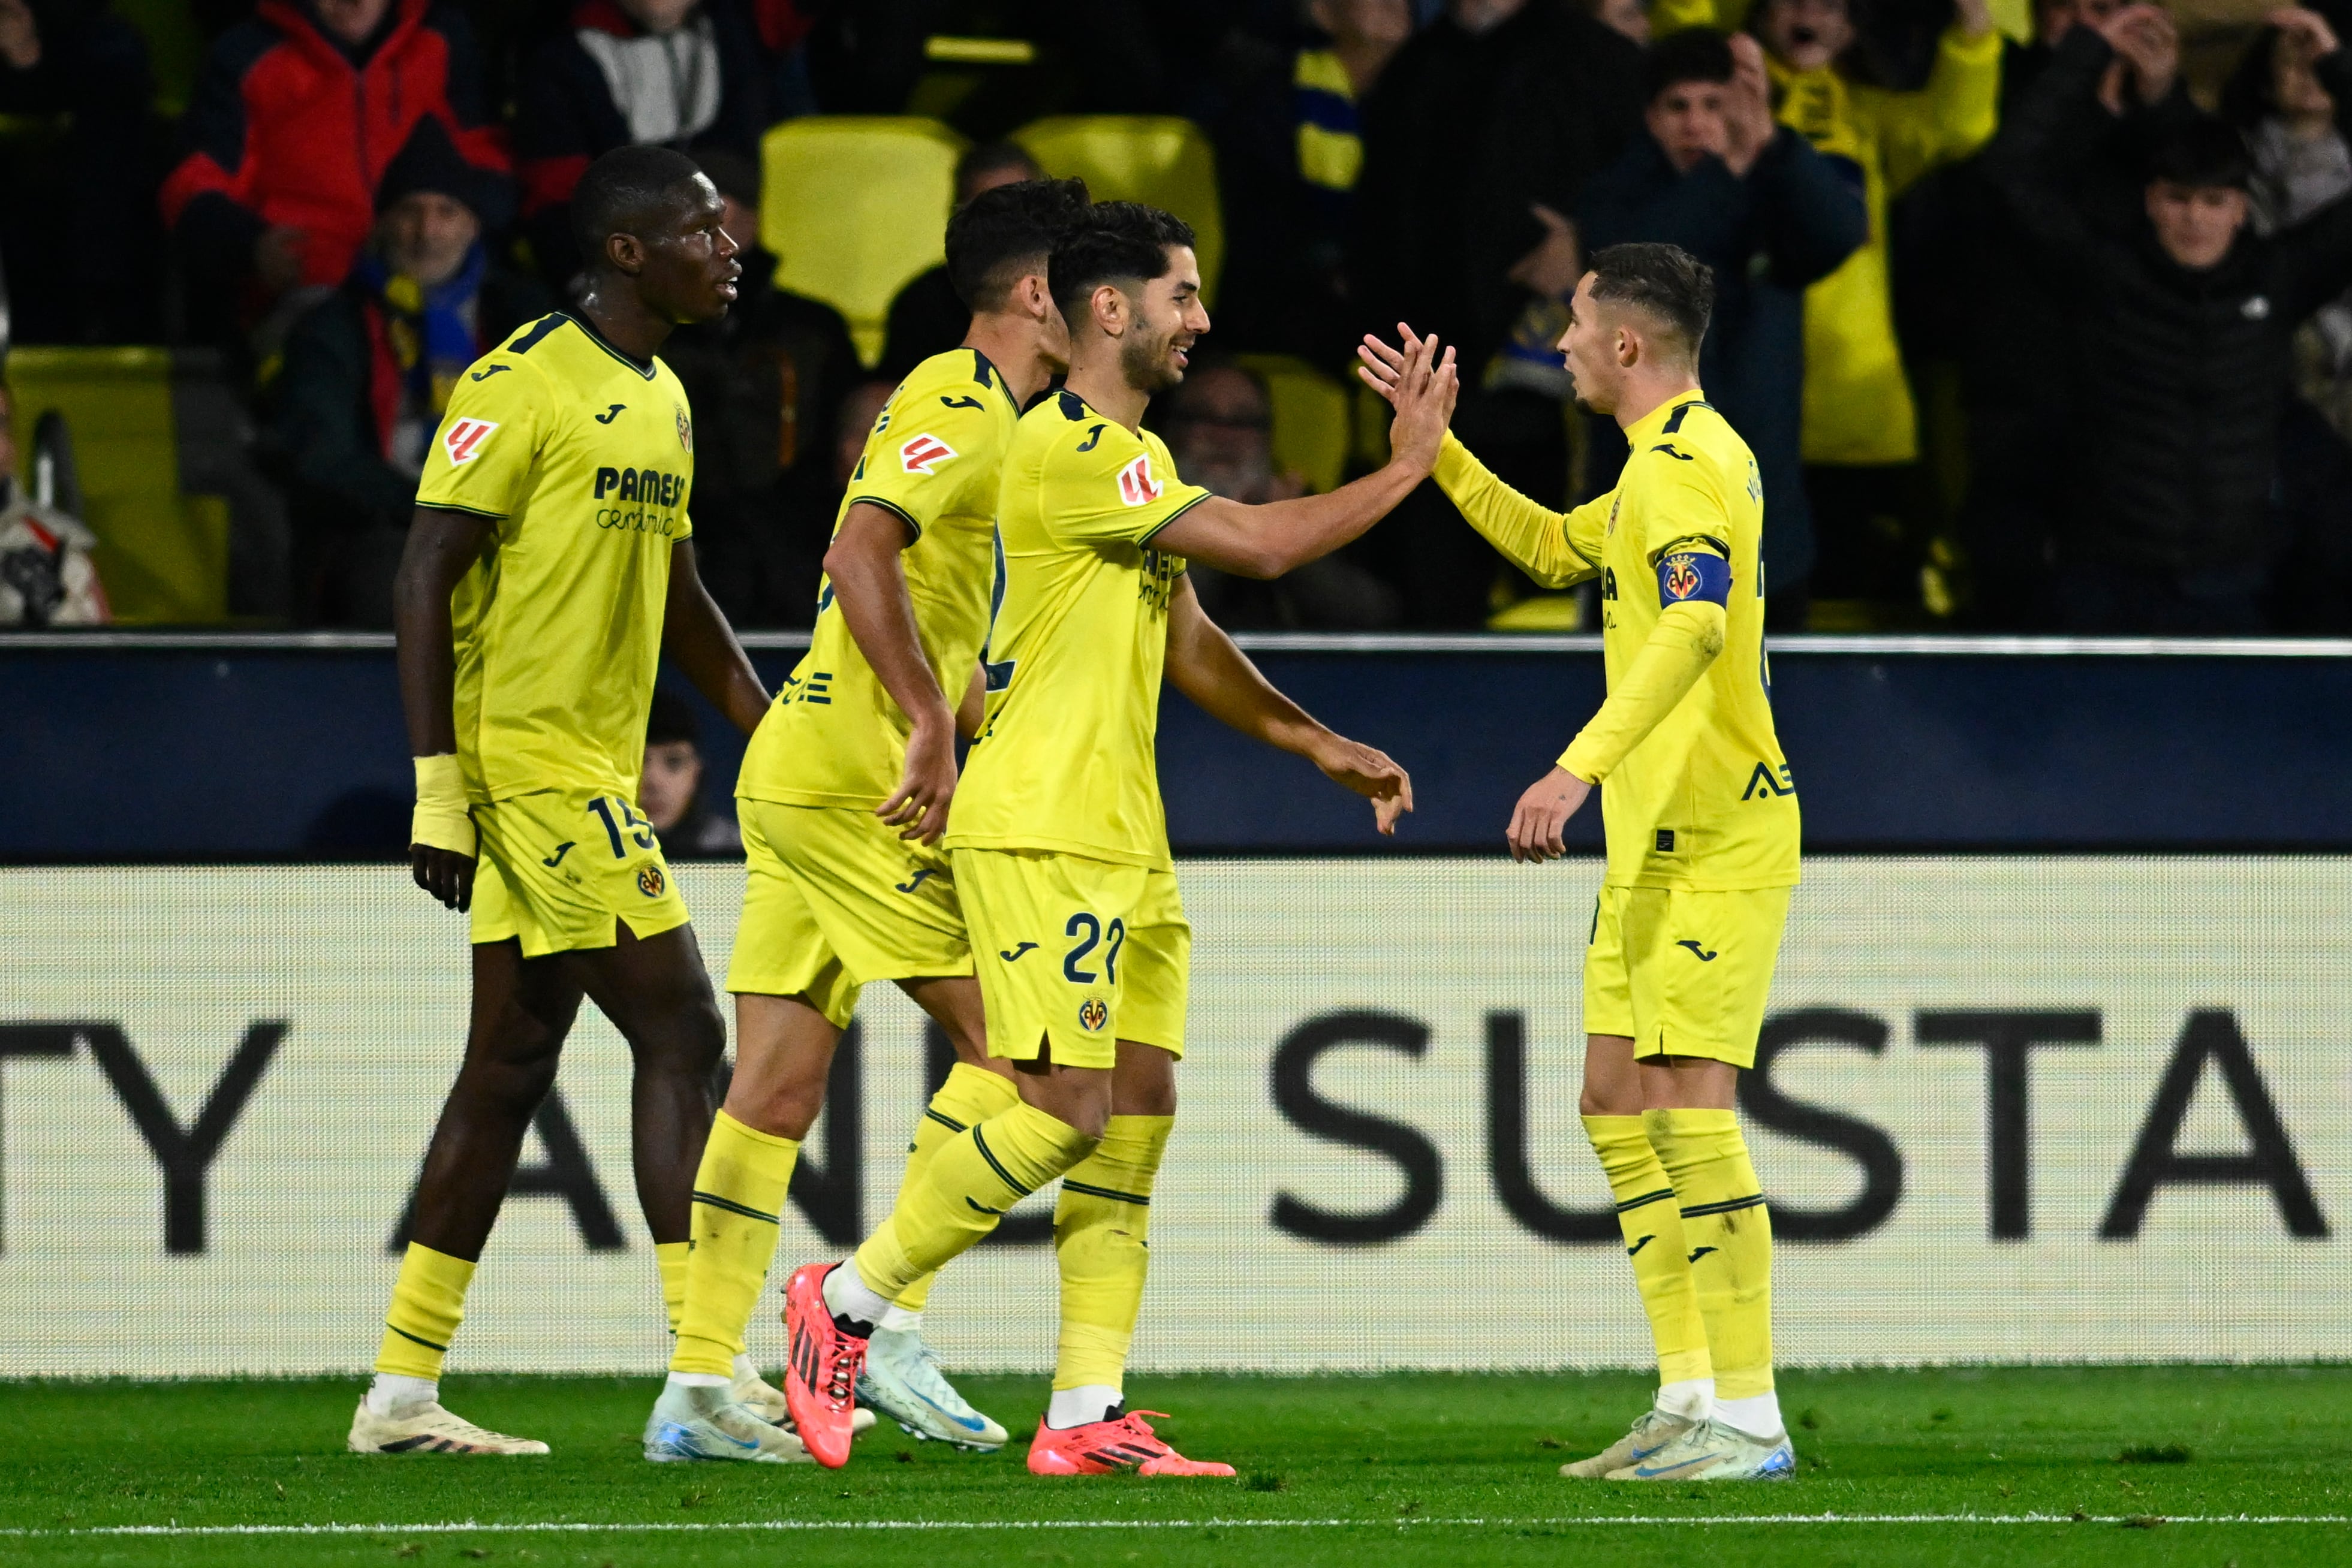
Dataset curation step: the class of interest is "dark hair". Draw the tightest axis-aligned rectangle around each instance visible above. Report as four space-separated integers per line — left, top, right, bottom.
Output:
955 140 1046 201
1048 201 1197 323
689 144 762 209
1587 242 1715 357
2146 114 2252 192
1643 28 1736 104
646 688 700 749
570 144 707 269
945 176 1092 312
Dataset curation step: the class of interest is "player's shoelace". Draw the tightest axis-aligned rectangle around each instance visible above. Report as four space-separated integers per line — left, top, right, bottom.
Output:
823 1338 862 1406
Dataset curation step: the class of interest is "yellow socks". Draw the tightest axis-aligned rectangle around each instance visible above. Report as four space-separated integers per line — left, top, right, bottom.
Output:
1649 1108 1775 1421
1052 1114 1172 1397
671 1111 800 1377
1583 1114 1712 1391
853 1099 1097 1302
890 1063 1020 1316
376 1242 475 1379
655 1241 689 1343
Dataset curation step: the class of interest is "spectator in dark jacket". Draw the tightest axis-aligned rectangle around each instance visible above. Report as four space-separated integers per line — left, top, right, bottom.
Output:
161 0 507 349
1579 28 1866 624
274 117 544 626
0 0 161 345
659 145 860 628
514 0 779 292
878 141 1044 381
1349 0 1643 627
1990 5 2352 633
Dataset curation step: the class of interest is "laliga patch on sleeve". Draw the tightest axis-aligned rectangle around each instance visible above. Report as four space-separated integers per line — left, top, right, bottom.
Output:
441 418 499 466
1117 453 1164 507
1656 548 1731 607
900 433 957 473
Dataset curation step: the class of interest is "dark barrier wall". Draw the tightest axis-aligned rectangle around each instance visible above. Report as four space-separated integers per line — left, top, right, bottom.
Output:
4 634 2348 856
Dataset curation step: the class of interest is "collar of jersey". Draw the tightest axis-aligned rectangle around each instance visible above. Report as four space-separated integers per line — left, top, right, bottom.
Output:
1624 393 1704 443
968 347 1019 412
558 309 658 381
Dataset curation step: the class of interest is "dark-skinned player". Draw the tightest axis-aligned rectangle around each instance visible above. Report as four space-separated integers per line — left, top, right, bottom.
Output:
348 145 798 1460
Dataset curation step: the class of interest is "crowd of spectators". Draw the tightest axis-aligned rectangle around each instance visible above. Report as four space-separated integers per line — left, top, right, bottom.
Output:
8 0 2352 634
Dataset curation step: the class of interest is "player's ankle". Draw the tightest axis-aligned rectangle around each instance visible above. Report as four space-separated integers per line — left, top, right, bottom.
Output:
879 1304 923 1333
1046 1385 1122 1430
1655 1377 1713 1421
665 1370 730 1391
821 1262 890 1332
365 1373 437 1418
1712 1389 1782 1442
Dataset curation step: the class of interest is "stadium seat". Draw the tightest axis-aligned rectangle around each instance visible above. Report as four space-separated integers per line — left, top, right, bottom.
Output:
1233 354 1350 495
1010 116 1225 306
6 348 227 623
760 116 968 368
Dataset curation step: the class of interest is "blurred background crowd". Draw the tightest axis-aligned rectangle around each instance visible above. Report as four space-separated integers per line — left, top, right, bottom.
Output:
4 0 2352 637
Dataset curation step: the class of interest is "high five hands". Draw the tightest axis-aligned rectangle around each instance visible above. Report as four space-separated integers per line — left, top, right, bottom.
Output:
1354 324 1460 474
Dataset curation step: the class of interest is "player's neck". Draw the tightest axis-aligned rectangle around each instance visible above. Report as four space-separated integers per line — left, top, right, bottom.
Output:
1610 373 1704 434
571 281 675 367
1064 355 1148 432
962 315 1055 406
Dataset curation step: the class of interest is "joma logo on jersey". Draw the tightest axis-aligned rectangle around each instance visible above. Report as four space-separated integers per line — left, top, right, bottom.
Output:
441 418 498 466
1116 454 1163 507
900 434 957 473
594 467 686 506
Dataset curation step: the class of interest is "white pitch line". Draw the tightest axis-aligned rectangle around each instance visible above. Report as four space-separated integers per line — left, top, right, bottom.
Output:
2 1515 2347 1537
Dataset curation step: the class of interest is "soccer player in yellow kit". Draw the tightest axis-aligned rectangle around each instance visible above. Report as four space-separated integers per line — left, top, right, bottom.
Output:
348 146 788 1459
778 201 1459 1474
648 178 1092 1461
1363 243 1800 1482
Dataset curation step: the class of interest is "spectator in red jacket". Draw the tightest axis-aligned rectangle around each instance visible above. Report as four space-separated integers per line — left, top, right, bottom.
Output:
161 0 507 350
514 0 784 292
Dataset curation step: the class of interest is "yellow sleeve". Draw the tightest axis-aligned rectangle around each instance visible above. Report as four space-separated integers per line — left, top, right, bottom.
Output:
1875 24 2004 197
1560 599 1727 782
1650 0 1731 34
1043 426 1211 549
1431 432 1604 589
415 355 544 519
841 379 1005 544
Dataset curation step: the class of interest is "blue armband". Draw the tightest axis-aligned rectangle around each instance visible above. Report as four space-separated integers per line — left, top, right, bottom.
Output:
1655 548 1731 607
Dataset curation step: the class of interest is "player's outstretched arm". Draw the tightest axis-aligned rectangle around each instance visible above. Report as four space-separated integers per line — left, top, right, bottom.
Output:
393 505 497 910
1149 330 1457 579
1163 574 1413 836
662 539 770 738
822 502 961 843
1358 327 1604 588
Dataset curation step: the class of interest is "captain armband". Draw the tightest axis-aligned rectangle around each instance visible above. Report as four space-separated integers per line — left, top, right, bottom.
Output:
1654 545 1732 608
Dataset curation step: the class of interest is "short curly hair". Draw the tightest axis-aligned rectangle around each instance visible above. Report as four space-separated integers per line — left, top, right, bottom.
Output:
1047 201 1197 324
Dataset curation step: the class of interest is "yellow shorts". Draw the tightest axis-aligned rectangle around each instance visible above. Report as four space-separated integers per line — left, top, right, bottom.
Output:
956 847 1188 1070
725 800 971 1029
471 788 692 958
1583 883 1790 1069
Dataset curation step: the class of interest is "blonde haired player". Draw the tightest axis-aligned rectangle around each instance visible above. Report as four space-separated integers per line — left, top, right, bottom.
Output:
778 200 1457 1476
646 177 1092 1461
1362 242 1801 1482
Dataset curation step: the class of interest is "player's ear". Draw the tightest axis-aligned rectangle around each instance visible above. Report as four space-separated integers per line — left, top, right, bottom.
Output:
606 231 646 277
1092 282 1126 336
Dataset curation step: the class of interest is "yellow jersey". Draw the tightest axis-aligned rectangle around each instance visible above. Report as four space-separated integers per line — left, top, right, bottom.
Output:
1435 396 1799 889
414 310 695 804
737 348 1022 808
944 390 1210 870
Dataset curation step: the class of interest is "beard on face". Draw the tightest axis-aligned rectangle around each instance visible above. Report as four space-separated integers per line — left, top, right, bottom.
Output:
1121 320 1185 393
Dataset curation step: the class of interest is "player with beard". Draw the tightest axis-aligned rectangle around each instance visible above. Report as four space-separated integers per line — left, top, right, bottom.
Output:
776 200 1457 1474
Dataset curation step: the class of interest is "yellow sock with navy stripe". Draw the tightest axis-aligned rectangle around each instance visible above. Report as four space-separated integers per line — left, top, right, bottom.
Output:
1648 1109 1774 1404
853 1099 1098 1302
891 1064 1021 1314
1583 1114 1712 1388
375 1243 475 1379
671 1111 800 1377
1052 1114 1172 1393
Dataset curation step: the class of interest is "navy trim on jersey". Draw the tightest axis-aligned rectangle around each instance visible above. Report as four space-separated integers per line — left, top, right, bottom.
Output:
845 493 924 546
557 310 658 379
1137 491 1209 546
505 313 567 354
1659 399 1714 435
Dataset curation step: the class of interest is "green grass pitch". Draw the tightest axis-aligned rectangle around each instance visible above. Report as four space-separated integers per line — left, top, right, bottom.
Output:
3 1368 2347 1566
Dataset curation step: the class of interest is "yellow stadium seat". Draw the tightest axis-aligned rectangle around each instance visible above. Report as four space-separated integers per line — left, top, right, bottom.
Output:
1010 116 1224 306
7 348 228 623
761 116 968 367
1234 354 1350 496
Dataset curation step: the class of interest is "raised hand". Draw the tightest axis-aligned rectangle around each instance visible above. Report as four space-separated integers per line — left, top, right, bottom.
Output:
1382 327 1459 477
2272 5 2341 61
1724 34 1779 176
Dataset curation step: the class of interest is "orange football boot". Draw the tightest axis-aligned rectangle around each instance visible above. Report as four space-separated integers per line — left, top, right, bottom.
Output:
1025 1409 1236 1477
781 1262 867 1469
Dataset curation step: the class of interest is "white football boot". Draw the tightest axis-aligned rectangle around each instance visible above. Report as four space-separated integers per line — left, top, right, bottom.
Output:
1560 1407 1697 1478
348 1397 549 1455
642 1380 812 1463
855 1326 1008 1451
1606 1416 1796 1481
